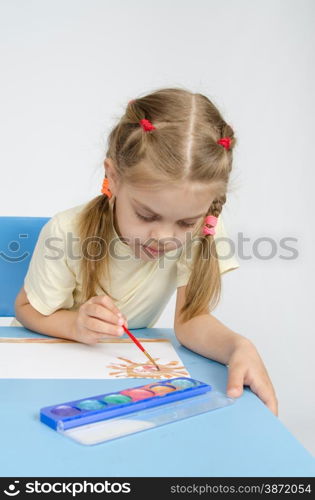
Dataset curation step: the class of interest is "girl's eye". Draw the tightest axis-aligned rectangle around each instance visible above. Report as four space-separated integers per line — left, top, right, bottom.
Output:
135 212 195 228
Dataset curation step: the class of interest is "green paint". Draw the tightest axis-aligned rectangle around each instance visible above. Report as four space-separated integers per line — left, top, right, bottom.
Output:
102 394 132 405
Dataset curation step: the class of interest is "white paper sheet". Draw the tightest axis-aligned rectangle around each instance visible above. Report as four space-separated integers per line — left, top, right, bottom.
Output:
0 338 190 379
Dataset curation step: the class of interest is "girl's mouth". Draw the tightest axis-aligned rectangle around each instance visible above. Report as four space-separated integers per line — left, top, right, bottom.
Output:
142 245 165 256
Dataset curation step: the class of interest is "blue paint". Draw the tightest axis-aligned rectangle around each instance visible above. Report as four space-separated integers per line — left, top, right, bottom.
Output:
75 399 107 411
168 378 198 389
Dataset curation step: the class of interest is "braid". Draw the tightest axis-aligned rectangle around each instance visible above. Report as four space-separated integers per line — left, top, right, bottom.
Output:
209 195 226 218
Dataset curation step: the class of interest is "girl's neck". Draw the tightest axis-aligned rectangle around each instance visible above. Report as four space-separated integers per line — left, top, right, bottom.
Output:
111 198 128 246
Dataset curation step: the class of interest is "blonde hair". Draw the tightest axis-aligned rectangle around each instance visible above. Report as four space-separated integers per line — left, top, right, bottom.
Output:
77 87 236 324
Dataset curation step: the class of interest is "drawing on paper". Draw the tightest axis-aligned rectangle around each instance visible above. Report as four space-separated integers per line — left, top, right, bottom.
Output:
108 356 189 379
0 338 190 379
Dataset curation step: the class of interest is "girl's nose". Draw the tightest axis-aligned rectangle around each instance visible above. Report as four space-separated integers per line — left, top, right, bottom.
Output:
150 229 175 244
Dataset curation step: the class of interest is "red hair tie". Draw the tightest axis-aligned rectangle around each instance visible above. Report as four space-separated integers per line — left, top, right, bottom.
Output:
217 137 232 150
139 118 156 132
202 215 218 236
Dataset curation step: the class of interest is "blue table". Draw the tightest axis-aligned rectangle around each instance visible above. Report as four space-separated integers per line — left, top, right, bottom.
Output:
0 326 314 477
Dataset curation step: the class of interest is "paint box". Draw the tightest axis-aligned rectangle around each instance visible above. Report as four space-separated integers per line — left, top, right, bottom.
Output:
39 377 234 445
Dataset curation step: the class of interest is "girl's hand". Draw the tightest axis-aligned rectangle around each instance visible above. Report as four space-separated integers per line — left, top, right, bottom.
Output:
71 295 128 345
226 337 278 416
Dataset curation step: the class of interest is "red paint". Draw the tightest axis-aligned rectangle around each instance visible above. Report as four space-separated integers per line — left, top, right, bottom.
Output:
120 388 155 401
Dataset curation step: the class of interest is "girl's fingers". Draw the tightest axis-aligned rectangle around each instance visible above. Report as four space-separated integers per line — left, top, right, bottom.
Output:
85 317 124 336
251 383 278 416
88 296 128 326
226 363 245 398
266 396 278 417
89 295 121 317
85 303 122 326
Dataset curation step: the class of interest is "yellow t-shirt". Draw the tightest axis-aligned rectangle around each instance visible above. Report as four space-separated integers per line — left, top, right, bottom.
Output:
10 201 240 329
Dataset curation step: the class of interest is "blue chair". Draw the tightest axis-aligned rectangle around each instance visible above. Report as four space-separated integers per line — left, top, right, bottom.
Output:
0 217 50 317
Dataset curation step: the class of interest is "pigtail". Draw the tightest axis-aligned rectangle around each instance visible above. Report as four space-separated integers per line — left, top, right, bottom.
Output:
177 196 226 323
76 194 118 305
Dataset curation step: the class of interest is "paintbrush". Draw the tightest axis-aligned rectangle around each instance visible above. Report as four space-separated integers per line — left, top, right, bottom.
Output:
122 324 160 371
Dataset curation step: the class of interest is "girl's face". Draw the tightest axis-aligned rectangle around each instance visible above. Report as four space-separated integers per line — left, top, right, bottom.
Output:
106 162 217 261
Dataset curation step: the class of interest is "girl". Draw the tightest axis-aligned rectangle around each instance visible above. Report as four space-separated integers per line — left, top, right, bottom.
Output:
13 87 278 416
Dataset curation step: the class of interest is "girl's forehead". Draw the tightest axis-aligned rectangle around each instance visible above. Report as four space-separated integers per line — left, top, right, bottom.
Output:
126 182 218 216
128 182 216 199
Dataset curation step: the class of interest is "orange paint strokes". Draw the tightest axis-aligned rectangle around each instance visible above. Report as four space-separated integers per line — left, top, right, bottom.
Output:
107 356 189 379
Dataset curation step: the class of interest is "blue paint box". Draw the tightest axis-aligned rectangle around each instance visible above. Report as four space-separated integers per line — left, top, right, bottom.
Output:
40 377 234 445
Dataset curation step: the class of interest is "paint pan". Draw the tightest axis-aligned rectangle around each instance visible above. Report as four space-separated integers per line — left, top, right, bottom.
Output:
40 377 234 445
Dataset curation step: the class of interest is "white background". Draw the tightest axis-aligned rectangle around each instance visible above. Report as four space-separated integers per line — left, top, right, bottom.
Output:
0 0 314 455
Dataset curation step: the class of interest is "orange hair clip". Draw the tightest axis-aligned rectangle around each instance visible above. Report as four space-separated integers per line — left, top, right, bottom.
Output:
101 178 112 198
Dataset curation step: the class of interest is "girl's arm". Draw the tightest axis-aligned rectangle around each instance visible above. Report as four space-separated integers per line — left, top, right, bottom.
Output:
175 310 246 364
174 286 278 416
15 287 127 344
15 286 78 340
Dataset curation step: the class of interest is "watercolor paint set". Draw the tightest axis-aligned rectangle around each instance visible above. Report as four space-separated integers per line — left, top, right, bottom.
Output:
40 377 234 445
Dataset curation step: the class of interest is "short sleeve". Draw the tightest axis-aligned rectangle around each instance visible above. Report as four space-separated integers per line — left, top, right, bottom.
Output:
24 215 76 315
176 215 240 288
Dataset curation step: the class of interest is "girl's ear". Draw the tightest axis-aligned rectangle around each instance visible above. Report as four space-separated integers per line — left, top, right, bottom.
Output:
104 158 120 194
104 158 114 176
